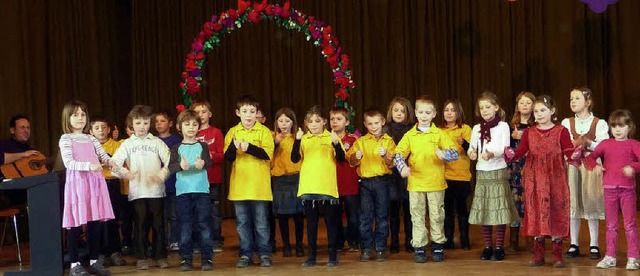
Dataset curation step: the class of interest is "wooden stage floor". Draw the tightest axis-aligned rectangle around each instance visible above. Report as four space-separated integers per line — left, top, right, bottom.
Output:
1 215 639 275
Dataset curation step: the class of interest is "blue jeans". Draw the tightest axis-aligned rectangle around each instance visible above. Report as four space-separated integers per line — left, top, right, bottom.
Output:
337 195 360 247
209 185 224 246
234 201 271 258
164 193 179 245
176 193 214 260
359 175 391 252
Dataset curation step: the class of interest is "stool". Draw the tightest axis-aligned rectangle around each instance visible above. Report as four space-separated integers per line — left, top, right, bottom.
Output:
0 208 22 265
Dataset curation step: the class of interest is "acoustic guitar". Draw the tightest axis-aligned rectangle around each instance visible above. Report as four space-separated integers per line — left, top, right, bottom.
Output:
1 152 52 179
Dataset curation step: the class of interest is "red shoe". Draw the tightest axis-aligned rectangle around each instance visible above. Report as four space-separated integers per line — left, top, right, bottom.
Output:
552 239 565 268
528 237 545 266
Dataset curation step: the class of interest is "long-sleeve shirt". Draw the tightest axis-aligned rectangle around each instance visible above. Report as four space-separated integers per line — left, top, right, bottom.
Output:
111 133 170 200
510 125 574 161
584 138 640 189
561 113 609 151
159 134 182 193
292 130 345 198
196 126 224 184
59 134 111 171
442 124 472 181
168 142 212 195
468 121 510 171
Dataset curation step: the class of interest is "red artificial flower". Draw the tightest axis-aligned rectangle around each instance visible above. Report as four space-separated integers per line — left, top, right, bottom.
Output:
181 72 188 80
176 104 187 113
253 0 268 13
341 54 350 69
335 88 350 100
213 23 223 32
237 0 250 14
248 10 261 23
327 55 338 69
335 76 350 87
265 4 274 15
185 59 198 71
281 0 291 18
307 24 315 33
308 16 315 24
187 53 196 60
297 15 305 25
195 53 205 60
332 36 339 46
322 26 332 36
228 9 238 20
322 45 335 56
186 77 198 88
187 86 200 96
203 22 213 38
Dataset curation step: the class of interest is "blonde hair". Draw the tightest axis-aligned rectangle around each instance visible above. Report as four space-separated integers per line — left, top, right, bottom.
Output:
385 97 415 125
475 91 506 120
510 91 536 128
303 105 326 132
415 95 437 111
61 100 90 134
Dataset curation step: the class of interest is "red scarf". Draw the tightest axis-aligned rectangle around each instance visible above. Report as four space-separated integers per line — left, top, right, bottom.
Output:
479 115 501 151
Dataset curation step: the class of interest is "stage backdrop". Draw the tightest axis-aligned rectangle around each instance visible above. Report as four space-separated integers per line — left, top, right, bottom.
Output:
1 0 639 215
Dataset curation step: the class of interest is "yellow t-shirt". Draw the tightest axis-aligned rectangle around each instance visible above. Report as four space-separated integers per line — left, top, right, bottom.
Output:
297 130 343 198
224 122 274 201
271 134 302 176
394 123 457 192
100 138 121 179
347 133 396 178
442 124 472 181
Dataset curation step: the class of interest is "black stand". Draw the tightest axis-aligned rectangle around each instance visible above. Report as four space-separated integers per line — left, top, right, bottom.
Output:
0 173 62 276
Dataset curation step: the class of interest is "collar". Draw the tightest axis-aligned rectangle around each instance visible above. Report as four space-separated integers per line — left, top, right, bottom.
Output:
574 112 594 122
131 133 154 141
303 129 330 139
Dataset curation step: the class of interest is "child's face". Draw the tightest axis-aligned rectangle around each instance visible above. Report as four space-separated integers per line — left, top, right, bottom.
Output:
611 124 630 140
443 103 457 124
569 90 590 114
236 104 257 126
90 122 110 141
194 105 212 125
154 115 173 134
180 119 200 139
329 112 349 133
69 107 87 133
126 126 134 137
256 110 266 124
478 100 499 121
364 115 385 136
276 114 293 134
415 102 436 127
132 117 151 137
517 96 533 115
533 102 554 125
391 102 406 124
306 114 325 135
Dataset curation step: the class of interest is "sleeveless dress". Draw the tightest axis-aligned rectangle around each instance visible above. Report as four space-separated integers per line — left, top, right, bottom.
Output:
62 134 115 228
521 126 570 237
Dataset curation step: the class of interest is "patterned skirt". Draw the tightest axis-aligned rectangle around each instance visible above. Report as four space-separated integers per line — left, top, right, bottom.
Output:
469 168 519 226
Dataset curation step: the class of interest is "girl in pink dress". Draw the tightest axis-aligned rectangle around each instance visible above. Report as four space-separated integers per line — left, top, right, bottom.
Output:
59 100 115 276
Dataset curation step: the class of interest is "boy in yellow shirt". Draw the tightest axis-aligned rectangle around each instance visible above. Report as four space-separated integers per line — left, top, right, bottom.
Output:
223 95 275 268
393 96 459 263
347 108 395 262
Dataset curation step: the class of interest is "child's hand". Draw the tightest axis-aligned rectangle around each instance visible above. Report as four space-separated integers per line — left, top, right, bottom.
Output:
194 155 205 170
622 165 635 177
180 156 190 170
239 139 249 152
570 146 583 160
435 149 444 160
274 132 285 145
295 127 304 140
112 126 119 140
124 171 138 180
355 150 363 160
400 166 411 178
511 129 522 140
232 135 240 149
89 163 102 171
469 147 478 161
481 150 494 161
147 175 162 185
378 143 386 156
593 165 605 176
456 135 465 145
330 130 339 144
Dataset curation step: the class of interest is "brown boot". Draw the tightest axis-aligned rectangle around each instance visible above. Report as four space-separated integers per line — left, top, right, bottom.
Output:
552 239 565 268
528 237 545 267
508 227 520 252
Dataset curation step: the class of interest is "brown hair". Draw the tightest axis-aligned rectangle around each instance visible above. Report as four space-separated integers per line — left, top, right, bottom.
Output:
273 107 297 134
608 109 636 138
534 95 558 122
127 105 153 123
363 108 385 121
510 91 536 128
191 100 212 112
415 95 437 111
303 105 326 132
61 100 90 134
236 95 260 110
176 109 200 132
330 106 350 122
475 91 506 120
154 108 175 123
89 115 109 128
440 99 465 128
385 97 415 125
571 86 594 112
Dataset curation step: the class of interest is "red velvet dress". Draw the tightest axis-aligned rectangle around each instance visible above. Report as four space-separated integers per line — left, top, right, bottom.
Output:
511 125 573 237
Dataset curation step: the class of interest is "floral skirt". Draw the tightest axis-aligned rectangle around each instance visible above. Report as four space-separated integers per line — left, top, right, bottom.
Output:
469 169 519 226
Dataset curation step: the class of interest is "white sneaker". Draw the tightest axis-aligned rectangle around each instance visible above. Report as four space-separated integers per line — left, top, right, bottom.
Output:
169 242 180 251
596 256 616 269
627 258 639 270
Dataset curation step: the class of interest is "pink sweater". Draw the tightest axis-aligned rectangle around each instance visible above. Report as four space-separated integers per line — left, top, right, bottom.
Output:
584 138 640 189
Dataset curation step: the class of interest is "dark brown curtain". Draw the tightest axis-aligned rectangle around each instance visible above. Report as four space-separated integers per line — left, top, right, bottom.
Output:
2 0 639 215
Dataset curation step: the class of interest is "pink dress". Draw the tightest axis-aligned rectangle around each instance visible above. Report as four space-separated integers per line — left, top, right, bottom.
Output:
60 134 115 228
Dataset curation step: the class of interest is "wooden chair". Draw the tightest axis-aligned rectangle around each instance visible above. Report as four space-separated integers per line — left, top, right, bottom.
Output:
0 208 22 265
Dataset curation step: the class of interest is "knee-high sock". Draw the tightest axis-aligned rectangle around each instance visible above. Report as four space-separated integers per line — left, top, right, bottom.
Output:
588 219 599 247
496 225 506 248
570 218 581 246
483 225 493 247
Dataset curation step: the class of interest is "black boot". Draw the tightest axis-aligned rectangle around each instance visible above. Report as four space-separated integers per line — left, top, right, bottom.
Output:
508 227 519 252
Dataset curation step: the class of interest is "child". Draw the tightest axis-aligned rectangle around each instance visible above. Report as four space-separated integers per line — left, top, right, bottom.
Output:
507 91 536 251
560 87 609 259
440 99 472 250
271 107 305 257
168 110 214 271
393 96 459 263
291 105 346 267
385 97 415 253
89 116 126 266
504 95 574 268
329 106 361 253
193 101 226 252
347 108 395 262
468 91 518 261
581 109 640 270
223 95 275 268
59 100 115 276
111 105 171 270
119 122 135 256
154 109 182 252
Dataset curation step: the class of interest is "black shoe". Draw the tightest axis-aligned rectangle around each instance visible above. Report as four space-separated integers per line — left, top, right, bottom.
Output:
283 244 292 257
259 255 273 267
360 250 372 262
179 259 193 272
414 247 427 263
565 244 580 258
236 256 251 268
480 247 493 261
201 260 213 271
376 251 386 262
87 261 111 276
405 245 414 253
492 247 505 261
589 246 601 259
295 244 305 257
390 246 399 254
302 258 316 267
443 240 454 249
327 257 338 267
431 243 445 262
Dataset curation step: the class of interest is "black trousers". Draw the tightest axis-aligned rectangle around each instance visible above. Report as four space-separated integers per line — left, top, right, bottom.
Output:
133 198 167 260
67 221 101 262
304 201 340 259
444 180 470 246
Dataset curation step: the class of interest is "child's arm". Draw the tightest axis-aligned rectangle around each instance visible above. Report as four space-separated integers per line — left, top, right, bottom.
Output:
393 136 410 177
211 128 225 164
331 131 346 162
223 130 238 162
383 139 396 167
504 128 530 162
199 142 213 170
290 139 302 163
168 144 184 175
346 139 362 166
110 141 131 178
483 123 510 159
90 136 112 165
583 142 604 170
467 125 479 158
155 142 171 182
58 135 99 171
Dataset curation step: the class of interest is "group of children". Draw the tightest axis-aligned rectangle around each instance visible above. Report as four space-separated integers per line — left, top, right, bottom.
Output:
58 87 640 274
